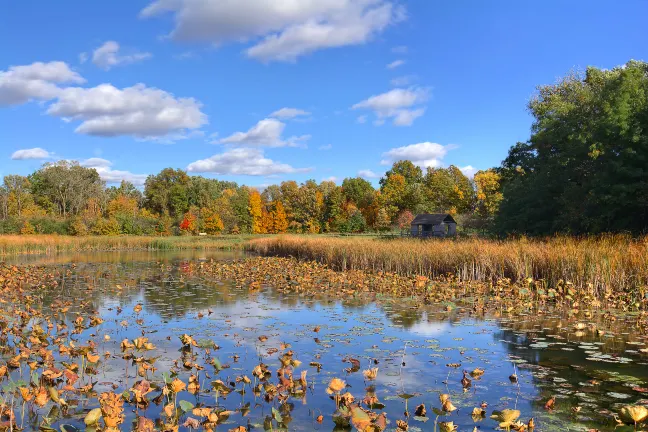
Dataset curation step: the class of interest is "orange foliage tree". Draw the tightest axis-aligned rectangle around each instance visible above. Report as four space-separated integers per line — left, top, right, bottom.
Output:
179 211 198 234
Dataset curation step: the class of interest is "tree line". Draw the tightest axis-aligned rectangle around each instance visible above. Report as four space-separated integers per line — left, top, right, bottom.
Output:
1 60 646 236
0 159 499 235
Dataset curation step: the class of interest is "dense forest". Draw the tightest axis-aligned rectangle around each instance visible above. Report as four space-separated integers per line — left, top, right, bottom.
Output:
1 61 646 236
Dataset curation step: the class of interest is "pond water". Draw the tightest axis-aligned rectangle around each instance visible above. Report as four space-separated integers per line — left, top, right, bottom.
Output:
3 251 648 431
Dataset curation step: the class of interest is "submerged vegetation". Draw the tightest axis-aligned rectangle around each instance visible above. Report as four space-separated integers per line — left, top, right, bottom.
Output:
247 235 648 302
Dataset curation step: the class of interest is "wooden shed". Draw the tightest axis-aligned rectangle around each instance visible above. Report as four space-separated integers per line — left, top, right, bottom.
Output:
410 214 457 238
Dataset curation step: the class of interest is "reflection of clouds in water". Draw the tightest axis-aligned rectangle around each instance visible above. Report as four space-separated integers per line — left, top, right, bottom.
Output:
408 321 450 336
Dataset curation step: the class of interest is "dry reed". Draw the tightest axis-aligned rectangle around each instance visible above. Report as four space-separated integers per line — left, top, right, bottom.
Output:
246 235 648 297
0 235 249 256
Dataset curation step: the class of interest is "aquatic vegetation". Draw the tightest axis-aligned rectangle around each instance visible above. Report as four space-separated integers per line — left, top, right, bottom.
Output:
0 234 253 256
247 235 648 303
1 254 648 431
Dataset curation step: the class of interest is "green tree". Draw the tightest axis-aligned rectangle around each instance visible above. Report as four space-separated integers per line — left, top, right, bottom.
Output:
143 168 190 218
497 60 648 234
342 177 375 211
30 161 104 217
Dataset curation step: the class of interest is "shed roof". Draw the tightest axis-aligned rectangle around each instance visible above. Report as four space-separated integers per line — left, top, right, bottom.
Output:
411 213 456 225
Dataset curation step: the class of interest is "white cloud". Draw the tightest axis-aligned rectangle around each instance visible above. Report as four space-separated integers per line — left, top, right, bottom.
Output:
92 41 152 70
322 176 338 183
391 45 408 54
1 61 206 140
381 142 450 168
390 74 416 87
81 157 148 185
358 169 379 178
141 0 405 62
269 107 310 119
386 59 405 69
11 147 52 160
352 86 429 126
393 107 425 126
79 52 89 64
356 115 367 124
318 144 332 150
187 148 310 176
47 83 207 138
0 61 85 105
460 165 477 178
220 118 309 147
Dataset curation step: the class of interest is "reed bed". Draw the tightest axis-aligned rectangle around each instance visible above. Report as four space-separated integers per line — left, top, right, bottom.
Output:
0 235 250 256
246 235 648 297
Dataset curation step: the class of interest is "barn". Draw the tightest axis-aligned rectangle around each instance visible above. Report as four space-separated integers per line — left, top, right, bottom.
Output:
410 213 457 238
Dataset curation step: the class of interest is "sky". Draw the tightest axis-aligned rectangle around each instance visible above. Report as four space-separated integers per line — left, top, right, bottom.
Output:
1 1 647 188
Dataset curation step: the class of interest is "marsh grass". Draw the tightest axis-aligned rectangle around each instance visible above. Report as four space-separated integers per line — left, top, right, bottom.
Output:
246 235 648 297
0 234 254 256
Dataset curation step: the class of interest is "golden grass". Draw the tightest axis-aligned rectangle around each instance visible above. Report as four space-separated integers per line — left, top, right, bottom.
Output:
0 235 253 256
246 235 648 296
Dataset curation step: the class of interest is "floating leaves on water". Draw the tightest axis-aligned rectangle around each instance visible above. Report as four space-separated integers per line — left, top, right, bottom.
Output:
327 378 346 395
619 405 648 425
472 407 486 421
83 408 102 426
491 409 521 428
439 421 457 432
363 367 378 380
470 367 485 378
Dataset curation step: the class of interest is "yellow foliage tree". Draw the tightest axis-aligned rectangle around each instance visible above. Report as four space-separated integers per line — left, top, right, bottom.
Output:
108 194 139 216
201 208 224 235
272 201 288 233
20 220 36 235
474 169 503 218
248 189 265 234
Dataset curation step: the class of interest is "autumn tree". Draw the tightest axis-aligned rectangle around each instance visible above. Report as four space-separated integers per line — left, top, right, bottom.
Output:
271 201 288 233
474 169 503 219
3 175 31 216
248 189 265 234
375 208 392 232
179 210 198 234
201 207 224 234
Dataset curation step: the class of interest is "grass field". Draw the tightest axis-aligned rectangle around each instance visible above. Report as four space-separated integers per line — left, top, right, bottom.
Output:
0 234 258 256
246 235 648 297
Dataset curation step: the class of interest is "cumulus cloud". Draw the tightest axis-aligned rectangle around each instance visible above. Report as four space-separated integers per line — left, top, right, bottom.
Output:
460 165 477 178
220 118 309 147
1 60 207 140
318 144 332 150
187 148 310 176
92 41 152 70
358 169 379 178
386 59 405 69
81 157 148 185
11 147 52 160
269 107 310 119
0 61 85 105
352 86 429 126
381 142 450 168
47 83 207 138
140 0 405 62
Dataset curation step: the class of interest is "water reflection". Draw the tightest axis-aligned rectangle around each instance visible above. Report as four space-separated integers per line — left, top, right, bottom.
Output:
5 251 648 431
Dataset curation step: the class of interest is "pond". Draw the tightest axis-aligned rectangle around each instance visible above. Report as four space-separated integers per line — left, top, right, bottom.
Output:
2 251 648 431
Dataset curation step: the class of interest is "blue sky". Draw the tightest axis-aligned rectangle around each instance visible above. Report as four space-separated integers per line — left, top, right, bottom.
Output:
1 1 647 187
